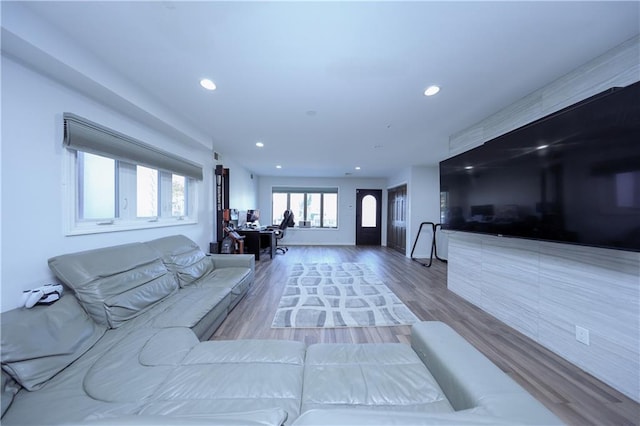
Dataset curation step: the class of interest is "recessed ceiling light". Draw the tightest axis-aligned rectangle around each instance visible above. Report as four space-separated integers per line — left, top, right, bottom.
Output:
256 141 264 148
200 78 216 91
536 144 549 150
276 165 282 169
424 85 440 96
464 166 474 170
355 166 361 170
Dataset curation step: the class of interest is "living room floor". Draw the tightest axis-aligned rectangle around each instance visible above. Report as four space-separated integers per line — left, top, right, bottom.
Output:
212 245 639 426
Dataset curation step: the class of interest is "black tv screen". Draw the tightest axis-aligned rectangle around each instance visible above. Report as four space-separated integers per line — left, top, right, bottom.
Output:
440 81 640 252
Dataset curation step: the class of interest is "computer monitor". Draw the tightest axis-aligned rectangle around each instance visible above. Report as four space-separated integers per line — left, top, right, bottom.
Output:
246 209 260 224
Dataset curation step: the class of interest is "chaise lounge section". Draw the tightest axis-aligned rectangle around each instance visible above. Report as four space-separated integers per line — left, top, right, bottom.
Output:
1 235 564 425
293 321 562 425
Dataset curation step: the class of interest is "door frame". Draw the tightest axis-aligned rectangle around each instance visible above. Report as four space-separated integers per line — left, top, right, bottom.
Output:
355 189 382 245
386 184 407 254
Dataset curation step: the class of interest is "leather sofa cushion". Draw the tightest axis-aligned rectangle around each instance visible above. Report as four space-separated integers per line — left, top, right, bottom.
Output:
142 339 306 423
184 339 306 365
81 330 306 423
1 295 106 390
291 408 517 425
84 328 186 403
1 370 20 417
302 343 453 413
196 267 252 295
139 328 200 366
103 274 179 328
61 410 289 426
49 243 178 328
150 285 231 330
146 235 214 287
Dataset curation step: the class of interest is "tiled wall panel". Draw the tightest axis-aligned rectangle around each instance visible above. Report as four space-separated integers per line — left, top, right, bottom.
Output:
480 237 541 340
447 233 483 303
447 232 640 402
538 243 640 398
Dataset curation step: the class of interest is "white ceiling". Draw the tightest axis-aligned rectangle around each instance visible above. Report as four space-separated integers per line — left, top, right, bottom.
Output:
3 1 639 178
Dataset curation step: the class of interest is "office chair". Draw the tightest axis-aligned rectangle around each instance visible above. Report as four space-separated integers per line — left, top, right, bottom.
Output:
268 210 295 254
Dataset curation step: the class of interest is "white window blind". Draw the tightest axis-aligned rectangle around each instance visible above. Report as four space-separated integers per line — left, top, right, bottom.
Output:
63 113 203 180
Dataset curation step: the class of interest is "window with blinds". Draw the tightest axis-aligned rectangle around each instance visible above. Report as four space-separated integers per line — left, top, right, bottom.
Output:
63 113 201 235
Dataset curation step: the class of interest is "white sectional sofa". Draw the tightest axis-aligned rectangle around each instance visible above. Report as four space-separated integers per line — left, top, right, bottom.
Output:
1 235 564 425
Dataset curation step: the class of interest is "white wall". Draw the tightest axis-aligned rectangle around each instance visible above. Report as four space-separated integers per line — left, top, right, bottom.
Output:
227 165 259 214
0 56 218 311
256 169 442 255
1 2 212 152
446 36 640 401
407 166 441 258
258 176 387 245
387 166 443 258
387 168 410 190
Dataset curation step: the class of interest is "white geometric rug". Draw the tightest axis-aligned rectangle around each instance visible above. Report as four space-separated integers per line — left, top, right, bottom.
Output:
271 263 420 328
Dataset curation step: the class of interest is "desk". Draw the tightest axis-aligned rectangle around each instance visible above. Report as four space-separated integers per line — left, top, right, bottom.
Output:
236 229 275 260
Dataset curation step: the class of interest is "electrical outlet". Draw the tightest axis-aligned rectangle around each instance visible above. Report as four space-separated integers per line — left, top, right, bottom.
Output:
575 325 590 345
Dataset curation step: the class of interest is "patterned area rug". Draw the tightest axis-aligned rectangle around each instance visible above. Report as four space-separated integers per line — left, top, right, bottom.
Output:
271 263 419 328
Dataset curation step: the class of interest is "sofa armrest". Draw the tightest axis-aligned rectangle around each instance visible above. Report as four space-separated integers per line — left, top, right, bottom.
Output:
292 408 519 425
61 410 287 426
208 254 255 270
410 321 564 425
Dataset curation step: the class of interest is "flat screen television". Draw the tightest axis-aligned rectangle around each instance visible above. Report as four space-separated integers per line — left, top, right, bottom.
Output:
246 209 260 224
440 81 640 252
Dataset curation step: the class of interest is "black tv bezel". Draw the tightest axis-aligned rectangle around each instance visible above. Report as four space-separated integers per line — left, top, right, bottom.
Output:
439 82 640 253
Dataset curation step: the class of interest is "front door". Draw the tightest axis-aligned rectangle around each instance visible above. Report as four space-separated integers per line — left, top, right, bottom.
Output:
355 189 382 245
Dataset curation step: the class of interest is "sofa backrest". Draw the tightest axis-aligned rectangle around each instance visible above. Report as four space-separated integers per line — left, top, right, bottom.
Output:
48 243 178 328
145 235 214 287
1 295 107 391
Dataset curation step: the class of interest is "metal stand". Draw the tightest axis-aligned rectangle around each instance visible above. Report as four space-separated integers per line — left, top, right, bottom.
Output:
433 224 447 263
410 222 448 267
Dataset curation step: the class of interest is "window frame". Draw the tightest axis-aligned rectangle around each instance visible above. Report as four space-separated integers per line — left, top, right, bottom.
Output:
64 149 198 236
271 187 338 228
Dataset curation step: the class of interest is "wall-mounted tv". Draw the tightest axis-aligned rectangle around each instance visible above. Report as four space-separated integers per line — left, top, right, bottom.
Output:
440 81 640 252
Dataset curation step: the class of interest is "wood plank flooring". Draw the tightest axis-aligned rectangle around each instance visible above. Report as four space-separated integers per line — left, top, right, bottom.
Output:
211 246 640 425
